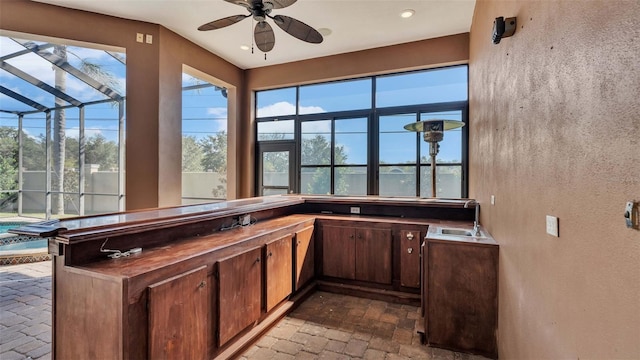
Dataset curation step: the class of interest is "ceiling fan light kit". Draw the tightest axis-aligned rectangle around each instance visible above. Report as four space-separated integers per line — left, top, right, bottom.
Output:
198 0 323 55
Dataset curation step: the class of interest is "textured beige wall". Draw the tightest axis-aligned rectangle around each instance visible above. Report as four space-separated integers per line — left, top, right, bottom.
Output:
469 0 640 358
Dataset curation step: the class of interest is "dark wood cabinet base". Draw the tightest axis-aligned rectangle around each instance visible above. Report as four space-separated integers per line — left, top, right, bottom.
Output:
12 196 497 360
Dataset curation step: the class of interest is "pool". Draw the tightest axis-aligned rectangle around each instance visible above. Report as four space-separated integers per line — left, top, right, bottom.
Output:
0 239 48 251
0 221 51 265
0 222 27 234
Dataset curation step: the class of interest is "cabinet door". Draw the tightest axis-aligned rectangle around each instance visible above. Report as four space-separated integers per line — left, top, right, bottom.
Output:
217 247 262 347
148 266 208 360
355 228 392 284
265 235 293 312
294 226 315 291
322 225 356 280
427 242 498 358
400 229 422 288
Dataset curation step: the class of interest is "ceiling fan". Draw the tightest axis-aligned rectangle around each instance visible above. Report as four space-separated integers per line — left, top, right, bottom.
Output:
198 0 323 53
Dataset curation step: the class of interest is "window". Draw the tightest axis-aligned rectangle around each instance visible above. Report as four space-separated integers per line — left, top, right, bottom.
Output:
0 35 126 219
256 65 468 198
181 72 228 204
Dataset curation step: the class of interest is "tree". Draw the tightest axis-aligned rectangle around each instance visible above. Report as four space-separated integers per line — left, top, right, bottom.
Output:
200 132 227 172
21 134 46 170
52 45 67 214
86 134 118 170
301 134 348 194
0 127 19 205
182 136 204 172
199 131 227 198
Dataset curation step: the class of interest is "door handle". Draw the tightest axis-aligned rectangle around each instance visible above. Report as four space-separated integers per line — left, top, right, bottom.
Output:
407 248 413 254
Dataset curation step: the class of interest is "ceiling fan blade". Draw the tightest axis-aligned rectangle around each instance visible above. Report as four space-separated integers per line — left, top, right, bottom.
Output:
272 15 323 44
267 0 297 9
198 14 249 31
223 0 252 9
254 21 275 52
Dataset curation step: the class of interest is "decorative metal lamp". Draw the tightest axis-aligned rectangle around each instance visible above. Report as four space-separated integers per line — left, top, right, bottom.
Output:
404 119 465 197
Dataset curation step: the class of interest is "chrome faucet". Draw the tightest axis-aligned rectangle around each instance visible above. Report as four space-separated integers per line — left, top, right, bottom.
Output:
464 199 481 237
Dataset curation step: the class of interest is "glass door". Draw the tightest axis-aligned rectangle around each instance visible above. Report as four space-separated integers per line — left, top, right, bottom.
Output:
257 142 296 196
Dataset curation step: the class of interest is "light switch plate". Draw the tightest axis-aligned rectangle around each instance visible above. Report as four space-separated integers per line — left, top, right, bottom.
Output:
546 215 559 237
491 195 495 205
136 33 143 43
145 34 153 44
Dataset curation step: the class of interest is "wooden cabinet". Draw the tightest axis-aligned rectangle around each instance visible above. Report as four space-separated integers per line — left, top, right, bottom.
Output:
355 227 392 284
294 226 315 290
321 223 392 284
399 229 422 288
217 247 262 347
424 240 498 359
148 266 209 360
265 235 293 312
322 225 356 280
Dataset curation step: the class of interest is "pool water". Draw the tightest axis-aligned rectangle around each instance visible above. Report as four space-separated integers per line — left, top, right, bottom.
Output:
0 239 48 251
0 222 27 234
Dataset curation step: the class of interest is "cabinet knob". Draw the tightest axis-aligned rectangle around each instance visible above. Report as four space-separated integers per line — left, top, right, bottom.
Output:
256 257 261 263
407 247 413 254
349 234 354 239
198 281 206 289
268 252 273 257
406 232 414 240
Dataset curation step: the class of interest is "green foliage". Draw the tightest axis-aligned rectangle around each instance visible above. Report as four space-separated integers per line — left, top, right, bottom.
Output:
300 134 348 194
22 134 46 170
0 127 19 196
199 131 227 173
198 132 227 199
86 134 118 170
182 136 204 172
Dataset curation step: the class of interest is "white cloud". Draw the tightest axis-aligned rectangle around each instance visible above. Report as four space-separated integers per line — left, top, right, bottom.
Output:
301 120 331 134
65 127 103 139
1 52 55 83
207 107 228 117
257 101 325 117
299 105 326 115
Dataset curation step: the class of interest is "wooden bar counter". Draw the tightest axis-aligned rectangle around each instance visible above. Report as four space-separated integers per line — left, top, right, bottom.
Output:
12 195 498 359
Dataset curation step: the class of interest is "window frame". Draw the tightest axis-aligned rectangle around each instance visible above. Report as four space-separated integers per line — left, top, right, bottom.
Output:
255 65 469 198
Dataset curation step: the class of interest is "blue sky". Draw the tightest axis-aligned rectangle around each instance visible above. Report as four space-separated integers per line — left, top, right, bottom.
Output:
0 36 126 142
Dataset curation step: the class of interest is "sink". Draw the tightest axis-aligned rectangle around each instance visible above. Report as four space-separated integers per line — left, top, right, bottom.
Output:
440 228 474 236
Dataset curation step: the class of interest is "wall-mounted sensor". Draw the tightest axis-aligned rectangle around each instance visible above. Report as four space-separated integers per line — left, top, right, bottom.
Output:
492 16 517 44
624 201 638 229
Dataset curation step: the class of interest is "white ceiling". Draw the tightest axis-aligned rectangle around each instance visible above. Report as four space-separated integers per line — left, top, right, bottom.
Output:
33 0 476 70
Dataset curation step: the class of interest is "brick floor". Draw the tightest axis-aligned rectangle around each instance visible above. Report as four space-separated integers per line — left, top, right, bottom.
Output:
0 260 52 360
241 291 491 360
1 261 491 360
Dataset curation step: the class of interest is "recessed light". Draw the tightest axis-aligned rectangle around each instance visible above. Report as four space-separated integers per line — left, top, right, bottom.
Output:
240 44 250 51
318 28 332 37
400 9 415 18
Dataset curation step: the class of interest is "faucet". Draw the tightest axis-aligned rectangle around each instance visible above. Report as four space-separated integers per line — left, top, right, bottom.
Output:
464 199 481 237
